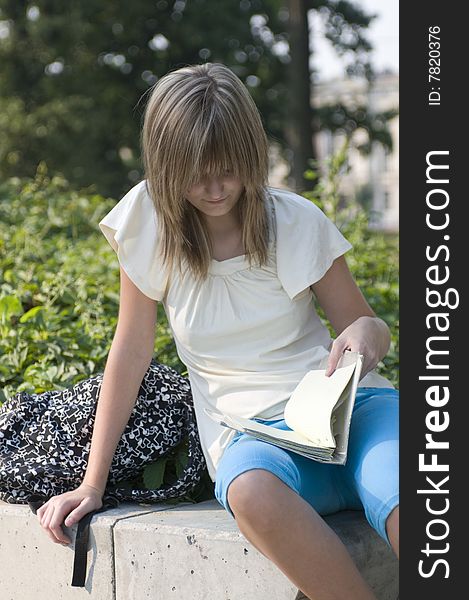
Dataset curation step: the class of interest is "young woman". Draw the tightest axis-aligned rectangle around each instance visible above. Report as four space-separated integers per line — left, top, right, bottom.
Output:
36 62 399 600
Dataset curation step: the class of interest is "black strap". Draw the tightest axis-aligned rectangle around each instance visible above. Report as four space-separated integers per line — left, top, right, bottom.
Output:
28 493 120 588
71 508 101 586
71 496 120 587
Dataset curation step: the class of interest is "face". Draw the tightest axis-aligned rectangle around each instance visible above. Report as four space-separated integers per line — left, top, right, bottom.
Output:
184 171 244 218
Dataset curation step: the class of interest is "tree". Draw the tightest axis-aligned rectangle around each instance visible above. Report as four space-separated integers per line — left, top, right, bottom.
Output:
0 0 289 198
0 0 393 197
285 0 395 191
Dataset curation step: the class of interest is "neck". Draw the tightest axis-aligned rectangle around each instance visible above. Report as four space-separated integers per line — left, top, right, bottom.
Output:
202 206 242 237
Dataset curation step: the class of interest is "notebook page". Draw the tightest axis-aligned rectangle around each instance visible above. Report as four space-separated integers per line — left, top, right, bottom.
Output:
283 361 357 446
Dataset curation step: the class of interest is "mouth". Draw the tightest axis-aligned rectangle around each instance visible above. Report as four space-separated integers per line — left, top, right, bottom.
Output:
205 196 228 204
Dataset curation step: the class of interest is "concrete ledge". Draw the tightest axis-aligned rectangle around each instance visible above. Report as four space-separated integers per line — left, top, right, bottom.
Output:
0 499 398 599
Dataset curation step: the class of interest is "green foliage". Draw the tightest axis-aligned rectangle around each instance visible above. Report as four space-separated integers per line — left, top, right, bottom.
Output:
302 138 399 388
0 163 187 403
0 0 392 198
0 0 289 199
316 105 398 154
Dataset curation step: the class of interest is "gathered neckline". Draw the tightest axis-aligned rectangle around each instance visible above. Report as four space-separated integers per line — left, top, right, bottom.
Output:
211 253 247 264
209 252 251 275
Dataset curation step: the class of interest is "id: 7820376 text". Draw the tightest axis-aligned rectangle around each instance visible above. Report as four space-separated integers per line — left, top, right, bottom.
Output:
428 26 441 106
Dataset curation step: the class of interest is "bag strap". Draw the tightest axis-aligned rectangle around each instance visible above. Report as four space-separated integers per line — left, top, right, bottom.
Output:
28 493 120 587
71 495 119 586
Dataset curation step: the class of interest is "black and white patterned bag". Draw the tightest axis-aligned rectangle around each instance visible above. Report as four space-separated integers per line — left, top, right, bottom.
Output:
0 358 207 585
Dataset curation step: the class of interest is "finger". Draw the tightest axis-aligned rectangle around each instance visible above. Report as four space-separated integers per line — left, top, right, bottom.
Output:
36 501 49 522
64 506 83 528
40 503 53 530
40 505 64 545
65 512 79 527
49 511 72 545
325 340 346 376
65 498 93 528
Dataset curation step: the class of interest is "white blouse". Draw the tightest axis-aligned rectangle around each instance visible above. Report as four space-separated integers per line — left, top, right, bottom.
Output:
99 180 393 480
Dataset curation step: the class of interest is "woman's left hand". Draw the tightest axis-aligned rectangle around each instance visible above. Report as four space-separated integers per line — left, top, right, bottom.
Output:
325 316 389 379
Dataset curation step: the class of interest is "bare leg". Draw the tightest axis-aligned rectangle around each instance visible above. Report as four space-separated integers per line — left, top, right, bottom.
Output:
386 505 399 559
228 469 377 600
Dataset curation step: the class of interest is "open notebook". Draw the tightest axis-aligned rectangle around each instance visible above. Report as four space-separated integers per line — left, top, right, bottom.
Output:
204 351 363 465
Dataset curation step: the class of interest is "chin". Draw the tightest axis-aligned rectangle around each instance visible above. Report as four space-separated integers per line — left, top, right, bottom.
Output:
199 200 237 215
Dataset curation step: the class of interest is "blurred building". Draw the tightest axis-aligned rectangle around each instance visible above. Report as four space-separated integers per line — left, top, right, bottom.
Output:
268 72 399 232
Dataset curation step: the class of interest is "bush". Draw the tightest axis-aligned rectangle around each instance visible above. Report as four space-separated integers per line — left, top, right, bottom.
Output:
0 163 185 403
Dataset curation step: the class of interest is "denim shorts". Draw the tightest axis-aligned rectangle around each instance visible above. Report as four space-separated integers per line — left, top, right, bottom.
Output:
214 386 399 547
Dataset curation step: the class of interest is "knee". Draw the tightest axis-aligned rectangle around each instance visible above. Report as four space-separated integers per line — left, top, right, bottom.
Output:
227 469 282 529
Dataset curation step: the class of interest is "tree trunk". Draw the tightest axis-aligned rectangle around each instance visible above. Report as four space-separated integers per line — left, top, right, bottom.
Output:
286 0 316 193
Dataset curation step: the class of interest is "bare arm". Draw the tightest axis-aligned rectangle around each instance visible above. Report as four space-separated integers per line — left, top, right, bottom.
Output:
37 265 159 544
82 265 158 493
310 255 391 377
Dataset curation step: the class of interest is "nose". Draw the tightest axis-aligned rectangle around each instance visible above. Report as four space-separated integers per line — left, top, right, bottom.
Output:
205 176 225 200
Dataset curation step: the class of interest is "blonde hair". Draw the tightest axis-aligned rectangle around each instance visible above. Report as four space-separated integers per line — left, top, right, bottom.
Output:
140 62 270 281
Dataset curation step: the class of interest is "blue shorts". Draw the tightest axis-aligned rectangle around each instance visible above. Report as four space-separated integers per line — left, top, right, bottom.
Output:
214 386 399 547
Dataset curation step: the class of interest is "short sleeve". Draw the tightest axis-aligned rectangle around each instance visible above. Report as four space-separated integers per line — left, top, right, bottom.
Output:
269 188 353 300
98 180 169 301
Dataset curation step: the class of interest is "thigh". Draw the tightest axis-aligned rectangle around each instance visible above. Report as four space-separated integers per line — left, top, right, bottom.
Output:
339 386 400 543
215 420 345 518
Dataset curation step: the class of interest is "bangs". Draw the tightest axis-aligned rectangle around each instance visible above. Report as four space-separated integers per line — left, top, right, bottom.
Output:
171 103 262 195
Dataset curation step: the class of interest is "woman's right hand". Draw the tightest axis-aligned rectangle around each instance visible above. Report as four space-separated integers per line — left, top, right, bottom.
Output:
36 483 104 545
